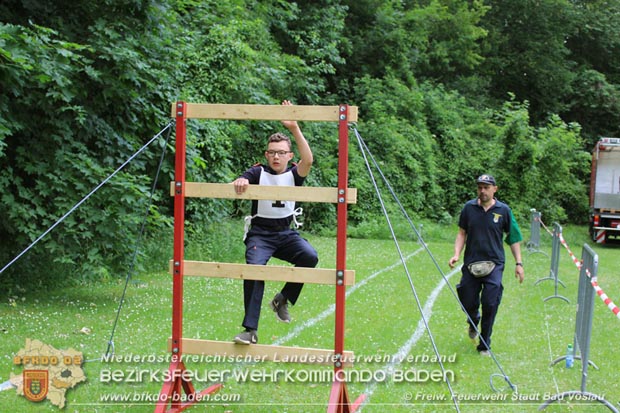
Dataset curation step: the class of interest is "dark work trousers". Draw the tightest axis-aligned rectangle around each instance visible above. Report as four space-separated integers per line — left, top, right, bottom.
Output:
242 227 318 331
456 263 504 351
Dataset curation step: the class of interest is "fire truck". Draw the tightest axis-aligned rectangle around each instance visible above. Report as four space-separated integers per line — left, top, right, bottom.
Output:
590 137 620 244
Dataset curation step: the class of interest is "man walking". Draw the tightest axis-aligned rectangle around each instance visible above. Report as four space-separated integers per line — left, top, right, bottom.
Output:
448 174 524 355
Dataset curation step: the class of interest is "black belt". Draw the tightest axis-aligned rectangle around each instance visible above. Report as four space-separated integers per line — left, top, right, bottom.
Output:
252 224 290 232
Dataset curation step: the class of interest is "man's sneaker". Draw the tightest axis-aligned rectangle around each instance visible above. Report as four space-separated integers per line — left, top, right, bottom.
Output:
468 325 477 340
270 293 291 323
479 349 491 357
234 330 257 345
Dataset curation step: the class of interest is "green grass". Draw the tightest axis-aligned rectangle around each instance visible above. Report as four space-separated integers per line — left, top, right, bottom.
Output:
1 221 620 412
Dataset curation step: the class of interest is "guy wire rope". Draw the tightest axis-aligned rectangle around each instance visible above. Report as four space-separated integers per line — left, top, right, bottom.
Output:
0 121 174 363
102 121 173 361
352 126 460 412
0 121 174 276
353 126 518 395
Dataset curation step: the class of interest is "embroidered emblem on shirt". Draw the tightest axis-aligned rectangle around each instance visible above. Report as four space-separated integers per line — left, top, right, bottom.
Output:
493 213 502 223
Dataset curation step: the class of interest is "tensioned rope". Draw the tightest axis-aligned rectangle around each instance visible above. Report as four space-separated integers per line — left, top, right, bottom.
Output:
0 121 173 362
352 127 460 412
101 122 173 360
0 121 174 276
352 127 518 397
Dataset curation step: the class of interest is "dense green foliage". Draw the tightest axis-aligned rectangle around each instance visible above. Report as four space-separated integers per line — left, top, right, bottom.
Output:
1 0 618 286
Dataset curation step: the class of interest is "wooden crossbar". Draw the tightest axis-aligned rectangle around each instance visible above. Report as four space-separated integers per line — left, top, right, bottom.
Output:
170 182 357 204
170 103 358 122
168 338 354 367
171 261 355 286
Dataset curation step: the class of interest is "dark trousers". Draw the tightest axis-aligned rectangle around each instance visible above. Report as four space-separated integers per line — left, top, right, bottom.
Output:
456 263 504 351
242 227 318 331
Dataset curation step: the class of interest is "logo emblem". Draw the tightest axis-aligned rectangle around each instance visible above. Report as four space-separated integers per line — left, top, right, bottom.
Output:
493 213 502 223
23 370 48 402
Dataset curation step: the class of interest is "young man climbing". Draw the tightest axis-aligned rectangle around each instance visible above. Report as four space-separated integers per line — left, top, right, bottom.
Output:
231 100 318 345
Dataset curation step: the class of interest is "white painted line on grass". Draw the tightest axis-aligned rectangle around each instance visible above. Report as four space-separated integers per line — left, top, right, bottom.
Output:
543 311 561 394
273 248 425 346
361 266 461 406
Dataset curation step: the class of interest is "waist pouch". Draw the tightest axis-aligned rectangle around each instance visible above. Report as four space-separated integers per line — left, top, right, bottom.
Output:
467 261 496 278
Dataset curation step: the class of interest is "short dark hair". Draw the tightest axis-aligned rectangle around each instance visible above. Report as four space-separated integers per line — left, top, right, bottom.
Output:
267 132 291 150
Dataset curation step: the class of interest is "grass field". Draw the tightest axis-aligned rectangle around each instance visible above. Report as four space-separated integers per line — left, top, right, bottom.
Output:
1 221 619 412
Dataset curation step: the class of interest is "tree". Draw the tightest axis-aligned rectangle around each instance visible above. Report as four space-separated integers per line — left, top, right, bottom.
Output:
0 2 179 286
494 99 590 223
563 0 620 146
0 0 603 289
335 0 488 91
479 0 577 121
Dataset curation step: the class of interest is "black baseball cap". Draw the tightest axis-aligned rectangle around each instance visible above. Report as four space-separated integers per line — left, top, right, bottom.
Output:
476 174 496 185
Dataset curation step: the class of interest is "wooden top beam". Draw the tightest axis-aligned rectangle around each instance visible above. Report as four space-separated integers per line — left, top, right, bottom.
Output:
169 338 354 366
170 103 358 122
172 260 355 286
170 182 357 204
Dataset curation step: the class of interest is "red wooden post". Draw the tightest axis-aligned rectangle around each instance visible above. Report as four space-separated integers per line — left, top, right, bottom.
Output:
327 105 352 413
334 104 349 365
171 102 187 357
155 102 221 413
328 105 365 413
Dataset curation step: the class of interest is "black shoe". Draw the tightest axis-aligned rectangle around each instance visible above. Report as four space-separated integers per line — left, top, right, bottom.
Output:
234 329 258 345
270 293 291 323
468 325 477 340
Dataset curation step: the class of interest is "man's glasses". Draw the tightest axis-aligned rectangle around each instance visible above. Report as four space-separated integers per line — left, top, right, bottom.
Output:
266 150 291 157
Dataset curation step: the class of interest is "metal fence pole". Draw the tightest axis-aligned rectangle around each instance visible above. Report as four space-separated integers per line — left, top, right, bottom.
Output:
540 244 617 412
526 209 547 256
535 222 568 302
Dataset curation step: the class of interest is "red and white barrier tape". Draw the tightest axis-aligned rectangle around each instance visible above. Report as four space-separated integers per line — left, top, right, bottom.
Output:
590 275 620 320
536 216 553 237
558 233 581 269
538 217 620 321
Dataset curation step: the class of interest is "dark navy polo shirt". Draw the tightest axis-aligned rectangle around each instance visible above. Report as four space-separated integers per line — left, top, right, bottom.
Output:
458 198 513 266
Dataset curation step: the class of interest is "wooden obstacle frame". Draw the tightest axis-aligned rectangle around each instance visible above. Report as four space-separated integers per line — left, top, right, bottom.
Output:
155 102 365 413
